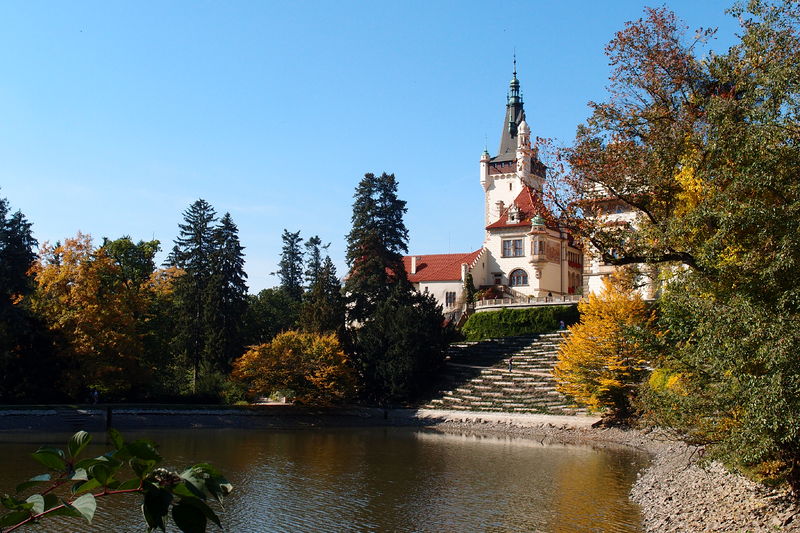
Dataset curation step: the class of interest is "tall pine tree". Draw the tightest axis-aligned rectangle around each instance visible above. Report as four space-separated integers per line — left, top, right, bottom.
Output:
344 172 409 321
167 199 218 393
300 256 345 336
303 235 329 289
0 195 60 402
275 229 304 301
344 173 447 404
207 213 248 372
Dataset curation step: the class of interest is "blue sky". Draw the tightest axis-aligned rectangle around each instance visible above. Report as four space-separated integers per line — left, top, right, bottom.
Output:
0 1 741 293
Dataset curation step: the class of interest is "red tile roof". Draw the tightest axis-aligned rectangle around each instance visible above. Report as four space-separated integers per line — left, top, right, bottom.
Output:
403 249 483 282
485 186 552 230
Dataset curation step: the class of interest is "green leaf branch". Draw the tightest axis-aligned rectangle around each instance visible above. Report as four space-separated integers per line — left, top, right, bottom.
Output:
0 430 232 533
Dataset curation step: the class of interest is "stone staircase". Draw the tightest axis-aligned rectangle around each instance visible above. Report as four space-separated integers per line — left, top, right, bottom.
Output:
421 332 587 415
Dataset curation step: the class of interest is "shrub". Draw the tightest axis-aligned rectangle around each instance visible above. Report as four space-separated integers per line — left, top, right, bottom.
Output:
460 305 578 341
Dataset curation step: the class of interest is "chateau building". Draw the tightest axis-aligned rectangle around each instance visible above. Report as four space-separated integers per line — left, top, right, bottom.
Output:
404 69 583 313
581 186 658 299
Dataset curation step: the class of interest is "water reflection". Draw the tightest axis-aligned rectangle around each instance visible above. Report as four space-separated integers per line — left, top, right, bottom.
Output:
0 427 646 532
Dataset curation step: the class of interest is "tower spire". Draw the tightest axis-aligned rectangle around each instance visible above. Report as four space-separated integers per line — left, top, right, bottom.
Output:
494 56 526 161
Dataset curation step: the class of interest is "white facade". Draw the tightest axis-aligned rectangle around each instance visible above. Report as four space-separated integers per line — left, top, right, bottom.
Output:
403 71 583 312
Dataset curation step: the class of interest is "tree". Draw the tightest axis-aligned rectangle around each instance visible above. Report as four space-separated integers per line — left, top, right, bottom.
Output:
232 330 355 406
0 430 231 533
243 288 300 346
344 172 409 322
343 172 448 403
30 234 150 399
0 196 37 302
167 199 218 393
0 195 59 402
206 213 248 373
349 285 448 405
553 273 654 421
551 2 800 488
303 235 329 289
275 229 304 301
299 256 345 336
101 236 160 292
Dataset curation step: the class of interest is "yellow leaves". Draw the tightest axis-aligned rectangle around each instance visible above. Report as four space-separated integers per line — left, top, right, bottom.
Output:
717 244 747 270
232 331 355 406
673 146 706 217
554 273 655 415
29 233 151 395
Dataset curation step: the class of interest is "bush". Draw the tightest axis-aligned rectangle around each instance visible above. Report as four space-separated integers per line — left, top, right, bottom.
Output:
460 305 579 341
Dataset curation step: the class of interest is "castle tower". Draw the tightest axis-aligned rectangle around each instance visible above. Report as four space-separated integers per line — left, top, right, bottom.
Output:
480 64 545 232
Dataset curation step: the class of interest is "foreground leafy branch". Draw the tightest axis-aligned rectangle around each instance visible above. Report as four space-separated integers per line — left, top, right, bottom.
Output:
0 430 232 532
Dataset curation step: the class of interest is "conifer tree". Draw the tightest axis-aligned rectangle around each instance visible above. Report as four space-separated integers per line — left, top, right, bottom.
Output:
0 196 37 300
343 172 447 403
300 256 345 336
0 195 60 401
207 213 248 372
344 172 409 321
167 199 218 392
275 229 304 301
303 235 329 289
350 284 448 404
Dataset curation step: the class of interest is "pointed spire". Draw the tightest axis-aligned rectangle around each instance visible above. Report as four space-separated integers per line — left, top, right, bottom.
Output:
494 56 526 161
508 54 522 105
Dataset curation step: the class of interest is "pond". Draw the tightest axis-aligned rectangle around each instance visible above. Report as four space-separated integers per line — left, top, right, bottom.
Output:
0 427 647 532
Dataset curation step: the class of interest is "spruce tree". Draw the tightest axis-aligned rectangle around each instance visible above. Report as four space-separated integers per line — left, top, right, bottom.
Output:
303 235 329 289
0 196 36 302
343 172 447 403
207 213 248 372
167 199 218 393
275 229 304 301
0 195 60 402
350 284 447 404
300 256 345 336
344 172 409 321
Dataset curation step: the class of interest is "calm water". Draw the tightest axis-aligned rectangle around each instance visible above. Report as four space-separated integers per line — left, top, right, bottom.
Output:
0 427 646 532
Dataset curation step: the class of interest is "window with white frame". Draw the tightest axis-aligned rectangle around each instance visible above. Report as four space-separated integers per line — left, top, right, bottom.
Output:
502 238 524 257
509 269 528 287
445 291 457 307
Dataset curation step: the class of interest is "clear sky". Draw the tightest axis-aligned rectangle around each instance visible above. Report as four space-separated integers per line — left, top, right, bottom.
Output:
0 1 741 293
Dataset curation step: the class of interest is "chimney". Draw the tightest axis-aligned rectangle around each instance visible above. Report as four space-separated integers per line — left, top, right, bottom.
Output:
461 263 468 282
411 256 418 274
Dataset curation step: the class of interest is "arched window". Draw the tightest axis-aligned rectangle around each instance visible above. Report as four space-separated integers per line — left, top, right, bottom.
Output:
509 269 528 287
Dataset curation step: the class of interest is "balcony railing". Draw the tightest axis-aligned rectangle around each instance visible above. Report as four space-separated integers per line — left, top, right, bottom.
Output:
475 294 583 309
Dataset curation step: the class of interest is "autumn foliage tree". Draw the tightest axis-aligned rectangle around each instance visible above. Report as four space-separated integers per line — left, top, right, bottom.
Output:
29 234 151 398
553 273 654 421
232 330 354 406
550 1 800 489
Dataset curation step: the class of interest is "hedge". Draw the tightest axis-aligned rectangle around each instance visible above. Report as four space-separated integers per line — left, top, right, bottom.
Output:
460 305 579 341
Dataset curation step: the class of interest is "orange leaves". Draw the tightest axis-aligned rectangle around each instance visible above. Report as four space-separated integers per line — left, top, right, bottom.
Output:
29 233 151 396
232 331 355 406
